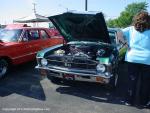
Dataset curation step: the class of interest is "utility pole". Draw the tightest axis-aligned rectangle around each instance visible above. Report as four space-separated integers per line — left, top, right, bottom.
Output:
33 3 37 14
85 0 88 11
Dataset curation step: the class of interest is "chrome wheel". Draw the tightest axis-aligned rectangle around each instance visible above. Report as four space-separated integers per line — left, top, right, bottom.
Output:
0 59 8 78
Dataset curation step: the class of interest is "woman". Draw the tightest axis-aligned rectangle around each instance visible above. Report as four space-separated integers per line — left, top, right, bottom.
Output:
119 11 150 107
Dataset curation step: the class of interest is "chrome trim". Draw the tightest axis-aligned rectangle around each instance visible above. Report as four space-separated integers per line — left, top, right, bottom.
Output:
12 52 37 60
36 44 63 58
37 56 44 59
35 65 113 79
74 75 109 83
48 72 109 84
47 56 98 64
48 65 96 74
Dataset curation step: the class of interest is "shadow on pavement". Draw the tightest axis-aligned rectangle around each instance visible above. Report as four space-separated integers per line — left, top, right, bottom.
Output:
55 63 129 105
0 61 46 101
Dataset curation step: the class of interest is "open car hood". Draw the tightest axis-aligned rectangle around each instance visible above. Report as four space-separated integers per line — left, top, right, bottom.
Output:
48 11 111 43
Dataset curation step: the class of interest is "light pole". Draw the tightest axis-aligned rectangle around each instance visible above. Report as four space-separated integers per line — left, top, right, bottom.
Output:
85 0 88 11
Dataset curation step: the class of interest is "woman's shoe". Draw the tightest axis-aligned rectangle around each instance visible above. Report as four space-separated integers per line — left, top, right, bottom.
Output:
124 100 134 106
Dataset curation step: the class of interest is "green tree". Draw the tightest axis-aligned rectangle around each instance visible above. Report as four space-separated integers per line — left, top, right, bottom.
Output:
107 2 148 28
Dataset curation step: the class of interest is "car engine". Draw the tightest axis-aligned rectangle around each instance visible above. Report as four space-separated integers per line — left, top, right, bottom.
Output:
54 44 113 60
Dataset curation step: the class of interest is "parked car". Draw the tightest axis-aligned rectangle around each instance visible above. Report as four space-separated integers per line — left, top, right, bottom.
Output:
35 11 127 88
0 24 64 78
48 28 60 37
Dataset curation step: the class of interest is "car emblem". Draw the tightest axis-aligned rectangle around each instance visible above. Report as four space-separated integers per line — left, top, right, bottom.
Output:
64 57 72 67
64 62 71 67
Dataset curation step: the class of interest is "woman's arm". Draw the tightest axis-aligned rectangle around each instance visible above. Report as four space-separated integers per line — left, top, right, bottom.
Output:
116 30 130 50
117 31 126 44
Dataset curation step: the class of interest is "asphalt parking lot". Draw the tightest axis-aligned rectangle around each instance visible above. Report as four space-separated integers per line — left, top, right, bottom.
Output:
0 61 149 113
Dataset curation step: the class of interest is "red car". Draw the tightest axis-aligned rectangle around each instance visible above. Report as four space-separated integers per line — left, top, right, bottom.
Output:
0 24 64 78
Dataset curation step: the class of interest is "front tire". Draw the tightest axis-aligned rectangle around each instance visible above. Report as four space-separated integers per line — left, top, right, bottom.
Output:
0 59 9 78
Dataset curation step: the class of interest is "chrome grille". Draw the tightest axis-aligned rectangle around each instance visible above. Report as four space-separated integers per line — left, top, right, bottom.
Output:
47 55 98 70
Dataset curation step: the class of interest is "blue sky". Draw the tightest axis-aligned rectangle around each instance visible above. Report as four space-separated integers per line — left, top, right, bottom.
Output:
0 0 149 24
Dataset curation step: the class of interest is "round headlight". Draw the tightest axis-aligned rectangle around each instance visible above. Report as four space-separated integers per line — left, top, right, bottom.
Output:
96 64 106 73
41 58 48 66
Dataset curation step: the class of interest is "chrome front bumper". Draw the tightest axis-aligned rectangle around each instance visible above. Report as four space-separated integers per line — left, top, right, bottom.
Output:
35 65 113 84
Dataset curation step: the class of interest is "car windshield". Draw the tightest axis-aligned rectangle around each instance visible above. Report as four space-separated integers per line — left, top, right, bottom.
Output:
108 31 116 45
0 29 22 42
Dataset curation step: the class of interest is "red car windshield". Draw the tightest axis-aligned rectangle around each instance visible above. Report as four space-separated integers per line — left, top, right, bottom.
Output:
0 29 22 42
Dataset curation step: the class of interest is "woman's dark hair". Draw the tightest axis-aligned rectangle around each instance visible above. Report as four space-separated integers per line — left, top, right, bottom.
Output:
132 11 150 32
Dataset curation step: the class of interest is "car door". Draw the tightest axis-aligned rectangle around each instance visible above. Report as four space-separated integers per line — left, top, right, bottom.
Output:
17 29 42 62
